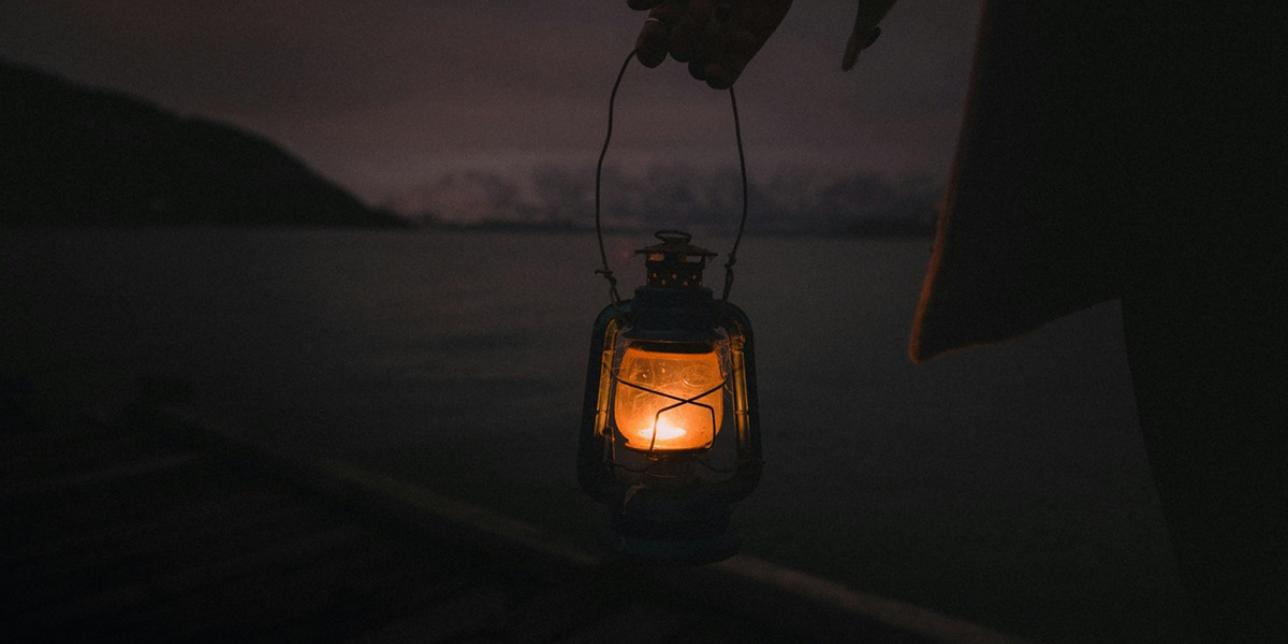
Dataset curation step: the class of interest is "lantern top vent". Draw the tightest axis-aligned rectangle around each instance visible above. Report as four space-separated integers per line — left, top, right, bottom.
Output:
635 230 716 290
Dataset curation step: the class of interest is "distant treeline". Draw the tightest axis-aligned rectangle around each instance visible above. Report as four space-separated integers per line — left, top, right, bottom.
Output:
388 165 939 236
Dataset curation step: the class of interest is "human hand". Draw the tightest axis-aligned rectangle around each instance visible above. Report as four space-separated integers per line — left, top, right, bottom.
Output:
628 0 793 89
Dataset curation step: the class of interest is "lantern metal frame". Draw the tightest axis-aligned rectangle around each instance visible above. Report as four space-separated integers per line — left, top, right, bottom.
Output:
577 232 762 561
582 50 758 561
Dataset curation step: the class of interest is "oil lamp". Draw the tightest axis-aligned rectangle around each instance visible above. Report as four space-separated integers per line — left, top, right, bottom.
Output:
578 230 762 562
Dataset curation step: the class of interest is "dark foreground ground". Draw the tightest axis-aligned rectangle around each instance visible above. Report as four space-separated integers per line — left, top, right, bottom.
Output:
2 229 1188 642
1 388 1021 643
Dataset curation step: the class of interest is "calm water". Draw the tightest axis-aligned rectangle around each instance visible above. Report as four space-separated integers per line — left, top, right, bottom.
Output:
1 228 1186 642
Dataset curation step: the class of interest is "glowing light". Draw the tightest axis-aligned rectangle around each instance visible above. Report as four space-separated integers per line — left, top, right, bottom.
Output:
614 344 724 451
637 420 687 442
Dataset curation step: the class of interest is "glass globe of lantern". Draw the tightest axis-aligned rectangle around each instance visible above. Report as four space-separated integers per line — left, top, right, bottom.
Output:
612 341 726 452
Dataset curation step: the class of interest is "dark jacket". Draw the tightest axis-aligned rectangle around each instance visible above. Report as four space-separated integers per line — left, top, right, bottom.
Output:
909 1 1282 362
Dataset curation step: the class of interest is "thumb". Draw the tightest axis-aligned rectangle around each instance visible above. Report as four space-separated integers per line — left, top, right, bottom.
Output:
842 0 896 71
842 25 880 71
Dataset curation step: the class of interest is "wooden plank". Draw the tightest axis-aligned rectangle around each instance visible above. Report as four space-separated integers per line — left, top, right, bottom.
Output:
1 451 201 499
0 427 173 484
557 601 688 644
3 499 332 614
1 488 292 567
500 573 627 644
350 585 512 644
265 550 487 642
4 407 1026 644
15 524 369 638
131 529 436 641
666 614 809 644
3 456 242 547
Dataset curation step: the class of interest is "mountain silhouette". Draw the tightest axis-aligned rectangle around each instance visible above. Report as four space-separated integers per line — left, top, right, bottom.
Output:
0 61 404 227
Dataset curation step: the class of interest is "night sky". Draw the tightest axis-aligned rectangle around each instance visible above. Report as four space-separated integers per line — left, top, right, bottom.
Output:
2 1 980 210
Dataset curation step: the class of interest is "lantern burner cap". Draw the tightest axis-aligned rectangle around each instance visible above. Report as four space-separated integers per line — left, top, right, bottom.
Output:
636 230 716 290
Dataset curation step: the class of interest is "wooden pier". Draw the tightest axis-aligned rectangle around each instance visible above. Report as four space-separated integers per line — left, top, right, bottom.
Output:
2 397 1021 643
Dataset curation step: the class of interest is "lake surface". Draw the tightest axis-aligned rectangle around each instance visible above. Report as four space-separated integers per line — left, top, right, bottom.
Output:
1 228 1187 642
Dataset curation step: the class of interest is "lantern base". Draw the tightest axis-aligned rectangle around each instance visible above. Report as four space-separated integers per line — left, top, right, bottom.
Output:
605 498 739 564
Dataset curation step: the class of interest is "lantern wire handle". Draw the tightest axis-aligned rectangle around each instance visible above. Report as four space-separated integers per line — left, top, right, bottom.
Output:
593 49 635 307
594 48 751 305
723 87 749 302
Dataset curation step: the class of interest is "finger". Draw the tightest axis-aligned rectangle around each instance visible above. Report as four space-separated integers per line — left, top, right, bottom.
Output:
672 1 711 62
636 18 670 67
705 62 734 89
695 6 740 59
669 15 700 62
842 26 880 71
842 32 861 71
712 42 753 89
685 0 713 31
697 24 758 88
731 0 772 31
688 59 707 81
722 25 762 63
627 0 665 10
638 4 686 66
646 2 688 24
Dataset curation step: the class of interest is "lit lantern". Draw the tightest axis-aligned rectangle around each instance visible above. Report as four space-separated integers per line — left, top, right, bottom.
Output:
579 230 762 562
